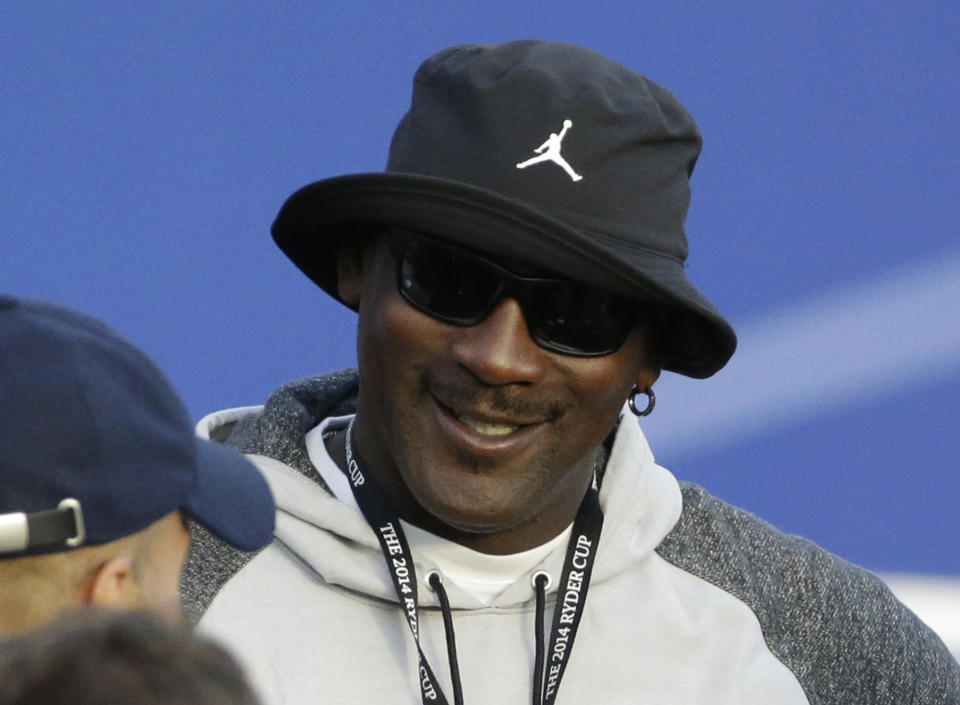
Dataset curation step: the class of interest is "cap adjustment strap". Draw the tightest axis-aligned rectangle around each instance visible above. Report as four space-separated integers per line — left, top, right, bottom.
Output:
0 498 85 555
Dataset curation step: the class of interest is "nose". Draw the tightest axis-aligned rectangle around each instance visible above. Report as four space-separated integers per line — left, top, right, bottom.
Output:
449 298 546 386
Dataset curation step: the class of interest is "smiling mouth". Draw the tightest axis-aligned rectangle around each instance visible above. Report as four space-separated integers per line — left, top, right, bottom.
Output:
432 394 536 438
456 414 521 436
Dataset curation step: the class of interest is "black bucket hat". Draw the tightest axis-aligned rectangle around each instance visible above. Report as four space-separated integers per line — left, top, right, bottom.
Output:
272 40 736 378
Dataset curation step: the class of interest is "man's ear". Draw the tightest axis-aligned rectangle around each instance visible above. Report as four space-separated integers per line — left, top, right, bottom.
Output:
638 365 661 391
84 557 141 609
336 239 367 307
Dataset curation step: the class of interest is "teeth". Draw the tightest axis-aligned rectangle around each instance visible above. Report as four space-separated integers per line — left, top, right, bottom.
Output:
457 415 519 436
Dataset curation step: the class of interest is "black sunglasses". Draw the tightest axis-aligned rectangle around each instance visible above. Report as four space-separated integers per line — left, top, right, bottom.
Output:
388 230 638 357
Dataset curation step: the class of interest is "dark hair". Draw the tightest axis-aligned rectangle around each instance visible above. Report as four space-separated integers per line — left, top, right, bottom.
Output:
0 609 260 705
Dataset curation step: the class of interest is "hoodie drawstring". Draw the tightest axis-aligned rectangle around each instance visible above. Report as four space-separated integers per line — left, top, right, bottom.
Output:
428 571 464 705
428 569 552 705
532 570 551 705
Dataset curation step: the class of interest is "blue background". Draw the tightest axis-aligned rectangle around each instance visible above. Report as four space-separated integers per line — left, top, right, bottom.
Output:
3 2 957 574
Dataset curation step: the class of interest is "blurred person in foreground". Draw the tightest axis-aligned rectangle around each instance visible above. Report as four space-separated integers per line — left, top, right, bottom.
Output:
0 296 274 634
0 608 261 705
183 41 960 704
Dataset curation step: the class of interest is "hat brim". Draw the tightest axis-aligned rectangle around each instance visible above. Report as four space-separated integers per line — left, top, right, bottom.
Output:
182 440 275 552
272 172 736 378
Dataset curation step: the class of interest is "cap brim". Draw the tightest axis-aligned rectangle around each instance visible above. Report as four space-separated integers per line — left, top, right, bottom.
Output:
272 172 736 378
183 440 275 552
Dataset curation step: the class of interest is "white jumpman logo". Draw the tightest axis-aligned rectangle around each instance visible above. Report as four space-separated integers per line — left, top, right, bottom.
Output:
516 119 583 182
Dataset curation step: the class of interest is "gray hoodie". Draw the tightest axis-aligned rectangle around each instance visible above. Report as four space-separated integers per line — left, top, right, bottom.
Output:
182 369 960 704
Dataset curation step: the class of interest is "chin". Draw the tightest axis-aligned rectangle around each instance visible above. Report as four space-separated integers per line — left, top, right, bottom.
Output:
420 492 527 536
397 450 545 541
434 512 509 536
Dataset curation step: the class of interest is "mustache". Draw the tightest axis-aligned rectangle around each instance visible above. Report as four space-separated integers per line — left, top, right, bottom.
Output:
423 374 564 423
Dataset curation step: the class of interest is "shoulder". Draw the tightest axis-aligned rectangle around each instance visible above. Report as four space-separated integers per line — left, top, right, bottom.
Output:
656 483 960 703
180 522 264 624
181 369 360 622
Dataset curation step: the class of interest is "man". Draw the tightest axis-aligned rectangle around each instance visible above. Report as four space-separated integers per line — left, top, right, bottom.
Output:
184 41 960 703
0 296 274 633
0 609 261 705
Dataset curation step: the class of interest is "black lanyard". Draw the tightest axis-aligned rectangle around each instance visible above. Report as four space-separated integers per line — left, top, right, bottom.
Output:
344 417 603 704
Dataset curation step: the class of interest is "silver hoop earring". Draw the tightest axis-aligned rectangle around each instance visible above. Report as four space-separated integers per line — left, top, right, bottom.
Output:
628 385 655 417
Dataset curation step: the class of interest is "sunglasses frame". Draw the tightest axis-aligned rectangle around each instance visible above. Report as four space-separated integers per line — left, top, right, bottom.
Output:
388 230 638 357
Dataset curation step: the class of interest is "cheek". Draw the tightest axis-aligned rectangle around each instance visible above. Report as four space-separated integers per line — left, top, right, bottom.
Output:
358 294 446 382
583 360 636 394
578 373 633 431
564 341 648 415
143 531 190 615
158 546 189 621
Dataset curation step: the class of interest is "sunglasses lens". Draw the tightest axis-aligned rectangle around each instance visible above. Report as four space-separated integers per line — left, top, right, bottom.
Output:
396 236 502 324
392 231 636 357
526 283 635 356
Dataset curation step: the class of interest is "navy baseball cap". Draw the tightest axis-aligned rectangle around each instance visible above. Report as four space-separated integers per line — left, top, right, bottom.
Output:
0 296 275 557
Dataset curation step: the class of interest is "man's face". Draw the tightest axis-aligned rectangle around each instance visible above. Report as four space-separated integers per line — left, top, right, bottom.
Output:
343 236 657 551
